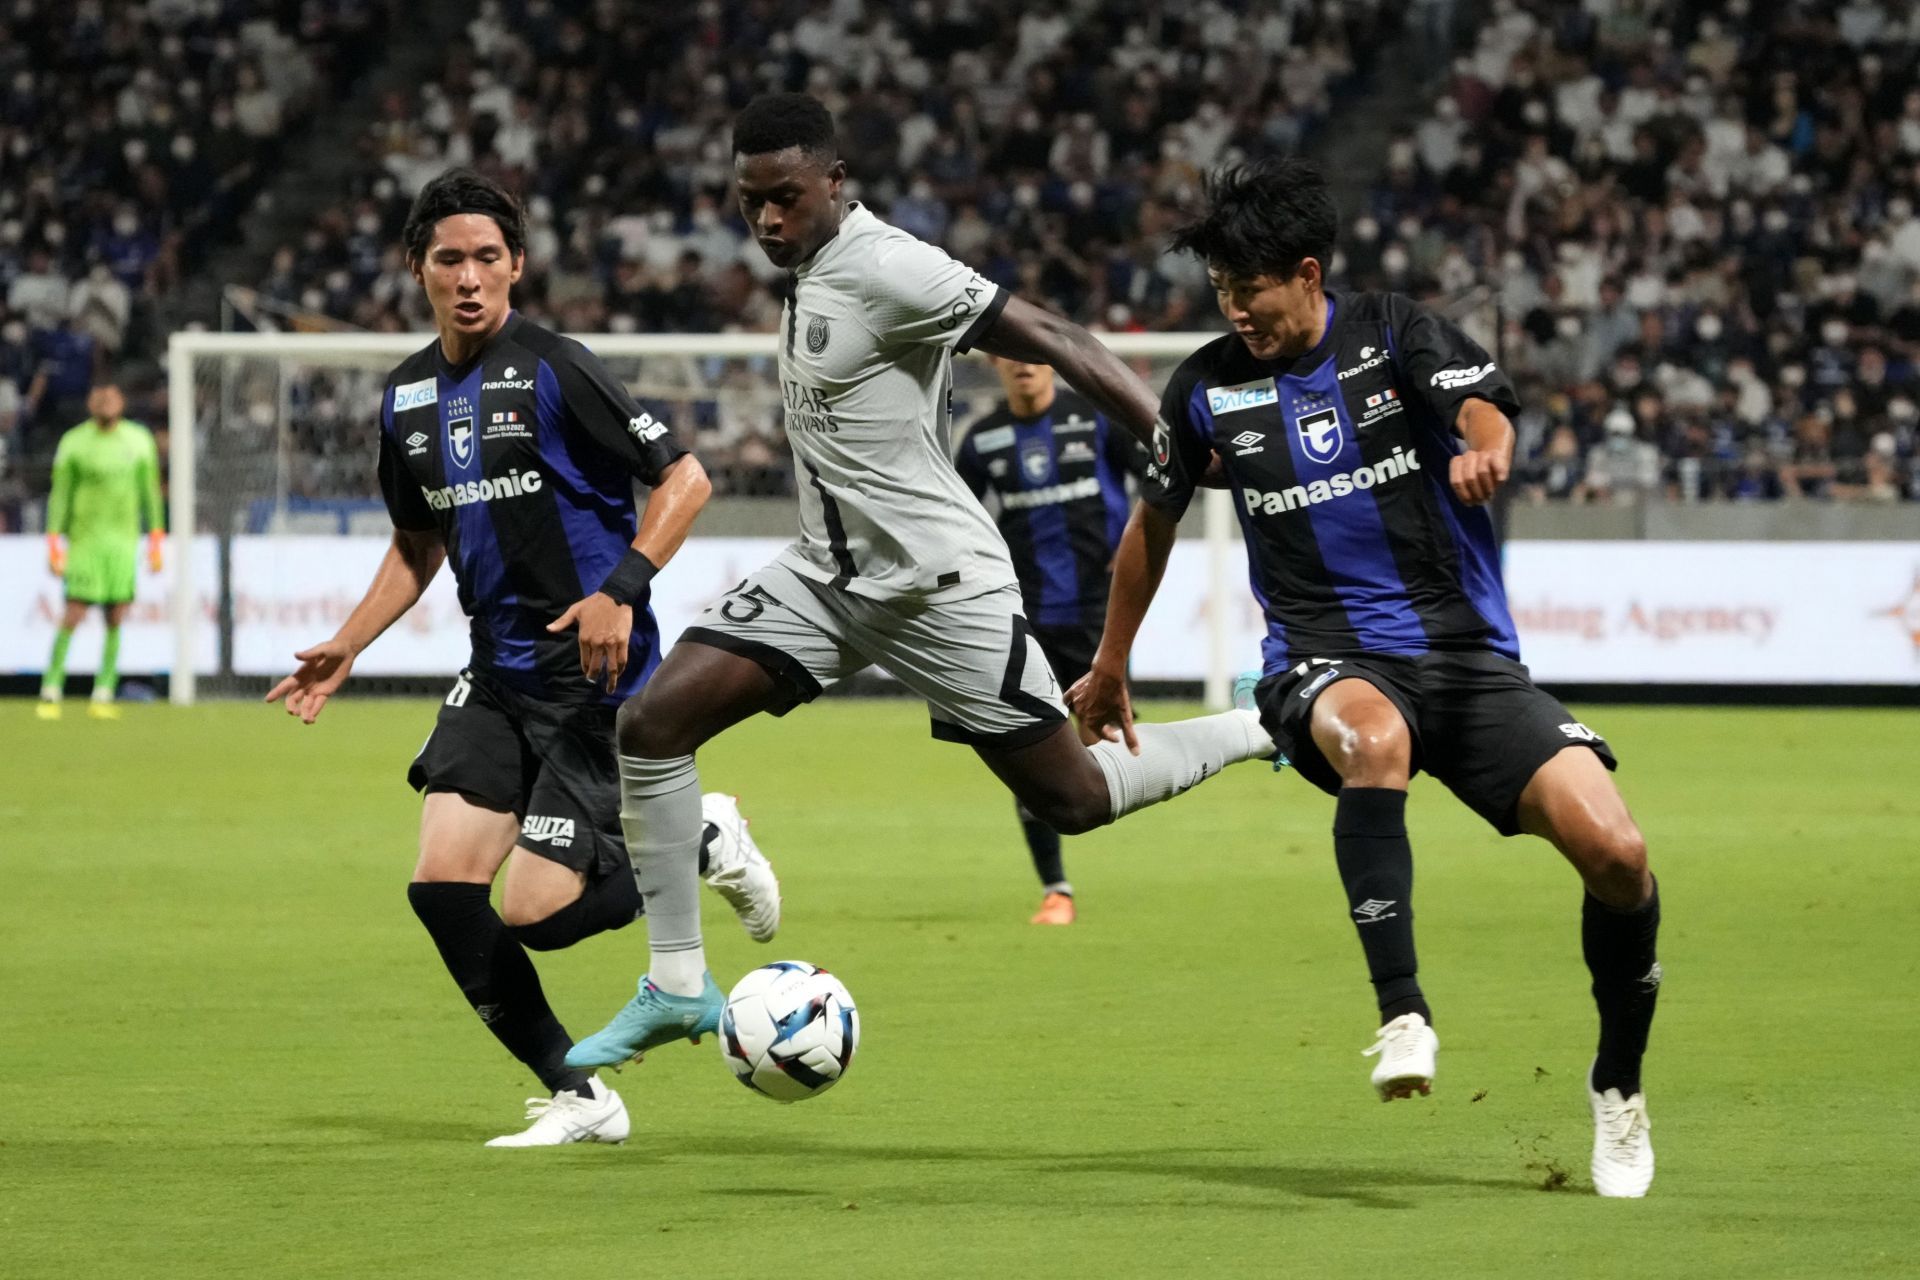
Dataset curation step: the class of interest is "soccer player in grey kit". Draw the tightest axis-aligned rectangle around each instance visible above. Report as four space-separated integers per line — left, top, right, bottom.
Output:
564 94 1280 1071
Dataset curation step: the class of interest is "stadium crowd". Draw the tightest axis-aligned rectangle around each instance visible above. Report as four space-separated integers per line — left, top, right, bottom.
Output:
6 0 1918 521
203 0 1409 503
0 0 392 530
1366 0 1920 502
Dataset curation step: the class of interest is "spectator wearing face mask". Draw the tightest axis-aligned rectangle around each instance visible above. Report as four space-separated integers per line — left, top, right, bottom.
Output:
1780 413 1839 499
1581 408 1664 504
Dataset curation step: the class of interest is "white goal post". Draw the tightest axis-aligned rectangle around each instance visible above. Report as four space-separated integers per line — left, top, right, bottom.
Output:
164 329 1241 706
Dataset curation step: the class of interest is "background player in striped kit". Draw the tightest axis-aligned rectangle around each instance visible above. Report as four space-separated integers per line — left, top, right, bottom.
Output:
956 355 1152 924
1074 158 1661 1197
38 381 163 720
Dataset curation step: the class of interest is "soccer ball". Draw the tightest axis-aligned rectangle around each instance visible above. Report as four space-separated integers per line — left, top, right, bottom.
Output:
719 961 859 1103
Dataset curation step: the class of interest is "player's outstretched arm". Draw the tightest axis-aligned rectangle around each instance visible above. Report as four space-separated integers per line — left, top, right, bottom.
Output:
548 453 711 691
266 528 445 723
1066 500 1178 753
973 295 1161 447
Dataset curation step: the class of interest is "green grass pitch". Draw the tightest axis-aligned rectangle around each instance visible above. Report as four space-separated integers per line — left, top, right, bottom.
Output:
3 697 1914 1277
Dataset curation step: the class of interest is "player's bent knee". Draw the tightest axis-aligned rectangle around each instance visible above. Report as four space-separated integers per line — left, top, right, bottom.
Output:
505 902 591 951
1333 724 1412 787
1580 823 1650 905
1024 787 1108 836
615 694 683 758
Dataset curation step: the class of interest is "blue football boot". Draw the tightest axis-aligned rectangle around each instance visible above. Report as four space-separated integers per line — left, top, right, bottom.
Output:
564 973 725 1069
1232 669 1291 771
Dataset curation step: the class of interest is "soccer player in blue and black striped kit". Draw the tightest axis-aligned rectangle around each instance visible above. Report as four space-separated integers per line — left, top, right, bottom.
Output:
1075 159 1661 1196
956 356 1152 924
268 170 778 1147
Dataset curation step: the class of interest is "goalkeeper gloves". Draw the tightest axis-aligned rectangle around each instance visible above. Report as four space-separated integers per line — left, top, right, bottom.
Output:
47 534 65 575
147 529 165 572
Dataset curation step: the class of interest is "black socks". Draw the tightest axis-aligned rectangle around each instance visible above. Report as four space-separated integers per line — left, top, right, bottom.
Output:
1333 787 1430 1026
1015 801 1066 889
1584 880 1661 1097
507 871 643 952
406 882 589 1096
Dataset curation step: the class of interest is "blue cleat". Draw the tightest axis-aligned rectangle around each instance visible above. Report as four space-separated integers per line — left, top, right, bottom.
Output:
1231 669 1291 772
1231 669 1262 714
564 973 725 1069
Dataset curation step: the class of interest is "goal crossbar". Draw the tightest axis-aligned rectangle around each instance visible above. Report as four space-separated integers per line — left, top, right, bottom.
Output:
164 329 1237 705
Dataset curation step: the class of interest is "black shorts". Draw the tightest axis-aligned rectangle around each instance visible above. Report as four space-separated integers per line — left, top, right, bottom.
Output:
407 669 627 878
1253 650 1618 836
1032 622 1101 690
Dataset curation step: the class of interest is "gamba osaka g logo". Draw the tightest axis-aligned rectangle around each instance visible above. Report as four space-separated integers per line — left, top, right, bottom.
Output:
1020 438 1052 483
449 417 475 468
1296 407 1343 464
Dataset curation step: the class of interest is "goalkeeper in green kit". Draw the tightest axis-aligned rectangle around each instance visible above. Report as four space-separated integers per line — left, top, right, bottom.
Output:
38 382 164 720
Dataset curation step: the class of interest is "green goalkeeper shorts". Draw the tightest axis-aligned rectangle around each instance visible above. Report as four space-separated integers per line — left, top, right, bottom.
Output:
64 538 138 606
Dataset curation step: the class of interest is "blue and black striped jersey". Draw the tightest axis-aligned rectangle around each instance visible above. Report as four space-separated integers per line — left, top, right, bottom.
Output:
955 390 1148 629
1145 291 1521 675
376 312 687 705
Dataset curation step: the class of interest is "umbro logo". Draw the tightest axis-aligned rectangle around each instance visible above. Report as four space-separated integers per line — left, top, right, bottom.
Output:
1639 962 1663 992
1230 430 1265 455
405 431 429 454
1353 898 1398 923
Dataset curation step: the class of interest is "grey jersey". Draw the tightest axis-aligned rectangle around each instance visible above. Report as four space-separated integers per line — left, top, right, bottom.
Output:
773 202 1017 601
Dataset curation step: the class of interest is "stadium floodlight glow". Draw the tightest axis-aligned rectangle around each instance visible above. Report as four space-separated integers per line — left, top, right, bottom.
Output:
164 329 1236 706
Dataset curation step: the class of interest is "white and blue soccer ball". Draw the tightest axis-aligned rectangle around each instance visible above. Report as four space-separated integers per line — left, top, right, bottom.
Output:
719 961 859 1103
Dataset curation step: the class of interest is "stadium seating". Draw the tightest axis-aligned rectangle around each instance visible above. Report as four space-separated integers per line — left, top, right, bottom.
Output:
1368 0 1920 502
194 0 1402 497
0 0 392 530
4 0 1913 515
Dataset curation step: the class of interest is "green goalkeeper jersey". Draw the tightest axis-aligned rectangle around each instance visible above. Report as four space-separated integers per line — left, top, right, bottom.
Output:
47 418 164 544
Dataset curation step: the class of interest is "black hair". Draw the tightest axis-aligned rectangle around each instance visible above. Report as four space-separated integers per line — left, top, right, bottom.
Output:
732 92 838 164
402 168 527 264
1170 157 1339 282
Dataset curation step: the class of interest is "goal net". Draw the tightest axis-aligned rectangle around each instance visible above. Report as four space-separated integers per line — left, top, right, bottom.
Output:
164 330 1249 706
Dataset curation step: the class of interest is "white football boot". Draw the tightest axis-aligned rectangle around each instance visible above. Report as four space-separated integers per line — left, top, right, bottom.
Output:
1589 1066 1655 1197
1363 1012 1438 1100
484 1076 629 1148
701 793 780 942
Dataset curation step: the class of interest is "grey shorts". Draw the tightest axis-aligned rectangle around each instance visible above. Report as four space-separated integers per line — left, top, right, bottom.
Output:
682 560 1069 749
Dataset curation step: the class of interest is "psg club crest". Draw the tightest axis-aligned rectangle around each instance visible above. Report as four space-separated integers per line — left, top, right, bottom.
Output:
805 314 830 355
1295 407 1343 465
1020 438 1053 484
449 417 475 468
